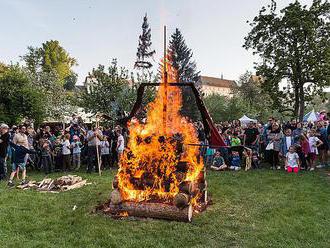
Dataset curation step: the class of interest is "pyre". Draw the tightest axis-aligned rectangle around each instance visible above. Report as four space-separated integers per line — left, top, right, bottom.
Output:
107 56 208 222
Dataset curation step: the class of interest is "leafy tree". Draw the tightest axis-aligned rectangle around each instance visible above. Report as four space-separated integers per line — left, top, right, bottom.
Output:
204 94 246 122
22 40 77 85
80 59 136 120
234 71 274 119
203 94 228 122
168 28 201 120
64 72 78 91
42 40 77 83
135 14 155 70
0 65 46 125
0 62 8 75
244 0 330 121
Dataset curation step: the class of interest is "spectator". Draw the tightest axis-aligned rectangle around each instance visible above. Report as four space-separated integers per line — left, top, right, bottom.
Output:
285 145 300 174
13 125 28 148
62 133 71 171
100 136 110 170
53 137 62 171
116 129 125 162
297 134 310 170
0 124 10 180
308 129 323 171
210 150 227 171
229 151 241 171
230 132 241 147
8 142 36 187
40 137 52 174
71 135 83 171
86 126 103 173
243 121 259 151
280 128 294 159
316 121 328 168
266 123 282 170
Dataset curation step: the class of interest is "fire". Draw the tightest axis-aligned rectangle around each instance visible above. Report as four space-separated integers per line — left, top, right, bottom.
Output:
116 57 204 206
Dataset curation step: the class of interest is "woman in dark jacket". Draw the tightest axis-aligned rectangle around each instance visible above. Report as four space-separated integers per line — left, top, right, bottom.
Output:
266 123 282 170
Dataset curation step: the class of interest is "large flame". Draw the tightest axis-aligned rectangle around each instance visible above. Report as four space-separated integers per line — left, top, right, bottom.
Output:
117 58 203 206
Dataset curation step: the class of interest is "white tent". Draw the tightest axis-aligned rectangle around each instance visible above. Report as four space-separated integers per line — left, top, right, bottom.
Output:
303 110 319 122
239 115 257 124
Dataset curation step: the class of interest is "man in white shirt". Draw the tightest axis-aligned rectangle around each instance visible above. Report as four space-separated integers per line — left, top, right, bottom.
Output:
13 125 29 148
116 129 125 157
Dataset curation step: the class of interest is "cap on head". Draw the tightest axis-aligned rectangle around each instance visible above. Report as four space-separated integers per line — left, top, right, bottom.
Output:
0 123 9 129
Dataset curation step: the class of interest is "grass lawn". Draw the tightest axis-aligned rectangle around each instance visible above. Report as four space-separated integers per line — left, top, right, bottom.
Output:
0 169 329 248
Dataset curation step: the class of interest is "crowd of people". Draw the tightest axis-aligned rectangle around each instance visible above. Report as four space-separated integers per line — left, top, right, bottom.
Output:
200 113 329 173
0 115 126 186
0 112 329 187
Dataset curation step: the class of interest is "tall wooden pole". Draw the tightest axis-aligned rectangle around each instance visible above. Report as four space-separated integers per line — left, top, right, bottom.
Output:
95 115 101 176
163 25 168 135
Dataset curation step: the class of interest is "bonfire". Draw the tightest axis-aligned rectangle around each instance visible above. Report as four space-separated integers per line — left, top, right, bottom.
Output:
103 37 208 222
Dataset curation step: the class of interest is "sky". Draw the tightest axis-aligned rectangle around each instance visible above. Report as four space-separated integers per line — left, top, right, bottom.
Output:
0 0 312 84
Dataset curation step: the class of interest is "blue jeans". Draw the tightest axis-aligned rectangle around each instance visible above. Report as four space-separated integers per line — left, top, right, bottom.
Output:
0 156 6 180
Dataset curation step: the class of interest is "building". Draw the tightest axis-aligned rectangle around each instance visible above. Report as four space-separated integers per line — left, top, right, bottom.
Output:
200 76 237 97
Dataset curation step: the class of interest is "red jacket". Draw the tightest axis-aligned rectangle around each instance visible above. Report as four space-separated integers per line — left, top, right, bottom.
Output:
301 140 310 155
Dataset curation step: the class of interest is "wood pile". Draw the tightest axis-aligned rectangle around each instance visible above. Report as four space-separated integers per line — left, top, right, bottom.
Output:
103 168 209 222
17 175 88 192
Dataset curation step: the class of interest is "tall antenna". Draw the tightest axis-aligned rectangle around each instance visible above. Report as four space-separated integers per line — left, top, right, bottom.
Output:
163 25 168 134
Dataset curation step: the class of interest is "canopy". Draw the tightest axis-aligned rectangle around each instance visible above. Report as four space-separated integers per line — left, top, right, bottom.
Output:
239 115 257 124
303 110 319 122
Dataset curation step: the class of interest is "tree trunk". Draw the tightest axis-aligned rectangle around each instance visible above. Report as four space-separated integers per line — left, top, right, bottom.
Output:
298 85 305 122
294 84 300 118
107 201 193 222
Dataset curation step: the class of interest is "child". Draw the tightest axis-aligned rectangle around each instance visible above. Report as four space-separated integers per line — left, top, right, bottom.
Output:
297 134 310 170
61 134 71 171
243 148 252 171
210 150 227 171
100 136 110 170
229 151 241 171
53 137 62 171
71 135 82 171
204 144 215 166
7 142 35 187
251 151 260 169
40 137 52 174
285 145 300 173
308 129 323 171
230 133 241 147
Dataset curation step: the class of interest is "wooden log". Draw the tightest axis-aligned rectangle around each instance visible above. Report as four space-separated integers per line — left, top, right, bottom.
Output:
173 193 190 209
178 181 199 195
110 189 122 205
61 180 87 191
112 176 119 189
108 202 193 222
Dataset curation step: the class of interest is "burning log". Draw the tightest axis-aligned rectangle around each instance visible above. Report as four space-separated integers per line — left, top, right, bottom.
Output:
173 193 190 209
112 176 119 189
110 189 122 205
178 181 198 195
176 161 189 173
108 201 193 222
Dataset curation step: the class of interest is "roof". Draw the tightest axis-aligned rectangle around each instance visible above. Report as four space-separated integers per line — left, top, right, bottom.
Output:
200 76 237 88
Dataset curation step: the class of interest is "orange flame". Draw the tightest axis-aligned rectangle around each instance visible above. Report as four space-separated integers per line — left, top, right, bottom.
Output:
116 57 203 206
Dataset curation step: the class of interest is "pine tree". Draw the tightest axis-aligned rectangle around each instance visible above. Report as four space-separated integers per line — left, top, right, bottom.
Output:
168 28 201 120
135 14 155 69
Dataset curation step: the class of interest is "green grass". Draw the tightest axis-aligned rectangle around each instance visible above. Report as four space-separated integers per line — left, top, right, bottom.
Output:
0 169 329 248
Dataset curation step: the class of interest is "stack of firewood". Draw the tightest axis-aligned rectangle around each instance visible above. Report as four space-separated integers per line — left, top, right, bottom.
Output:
106 167 208 222
16 175 88 192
